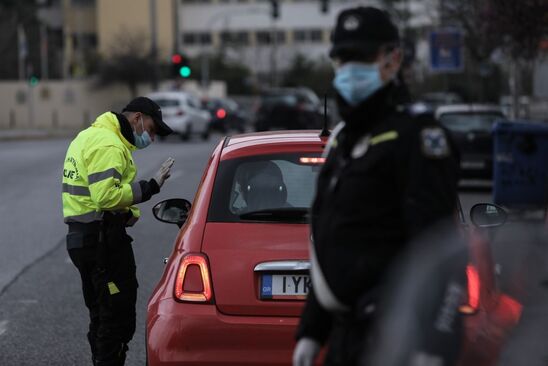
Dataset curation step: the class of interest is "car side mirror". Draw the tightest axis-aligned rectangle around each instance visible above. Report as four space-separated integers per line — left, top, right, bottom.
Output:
470 203 507 228
152 198 192 227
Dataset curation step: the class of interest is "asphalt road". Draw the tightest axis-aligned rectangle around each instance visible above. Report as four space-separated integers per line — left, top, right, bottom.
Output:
0 135 492 365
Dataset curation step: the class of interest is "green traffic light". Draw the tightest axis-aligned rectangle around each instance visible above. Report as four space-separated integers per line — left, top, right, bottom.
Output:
179 66 191 78
29 76 39 87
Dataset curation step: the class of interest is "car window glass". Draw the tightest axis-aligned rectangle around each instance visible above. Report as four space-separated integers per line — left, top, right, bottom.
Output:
152 98 179 108
439 113 505 133
208 153 322 222
263 94 297 106
188 97 200 109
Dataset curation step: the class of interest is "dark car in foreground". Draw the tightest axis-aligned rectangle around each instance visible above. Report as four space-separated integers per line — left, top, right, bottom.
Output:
436 104 506 180
254 87 327 131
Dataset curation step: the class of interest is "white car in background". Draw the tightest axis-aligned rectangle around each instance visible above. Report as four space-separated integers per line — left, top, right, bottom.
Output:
147 91 211 141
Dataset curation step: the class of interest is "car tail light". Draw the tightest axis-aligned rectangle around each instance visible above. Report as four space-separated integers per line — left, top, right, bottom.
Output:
300 157 326 164
216 108 227 119
459 264 480 314
174 253 213 303
176 109 185 116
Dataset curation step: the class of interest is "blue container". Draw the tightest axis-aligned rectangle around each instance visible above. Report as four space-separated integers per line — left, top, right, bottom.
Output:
493 121 548 208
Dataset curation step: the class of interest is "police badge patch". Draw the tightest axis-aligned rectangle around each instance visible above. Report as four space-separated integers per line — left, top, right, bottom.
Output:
421 128 450 158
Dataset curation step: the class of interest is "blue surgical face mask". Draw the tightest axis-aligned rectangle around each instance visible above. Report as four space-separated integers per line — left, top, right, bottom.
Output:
333 62 384 106
133 116 152 149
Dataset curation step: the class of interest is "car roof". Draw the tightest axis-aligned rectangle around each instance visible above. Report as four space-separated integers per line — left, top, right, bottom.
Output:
220 130 327 160
147 91 193 99
435 104 504 119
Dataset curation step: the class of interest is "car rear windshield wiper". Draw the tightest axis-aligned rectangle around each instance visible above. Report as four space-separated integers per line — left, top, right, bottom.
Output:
239 207 309 222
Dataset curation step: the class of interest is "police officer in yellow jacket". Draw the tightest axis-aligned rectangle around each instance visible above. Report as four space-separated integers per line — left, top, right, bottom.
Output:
62 97 173 366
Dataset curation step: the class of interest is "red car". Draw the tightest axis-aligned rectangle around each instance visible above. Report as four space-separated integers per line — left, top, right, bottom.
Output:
146 129 522 365
146 130 327 365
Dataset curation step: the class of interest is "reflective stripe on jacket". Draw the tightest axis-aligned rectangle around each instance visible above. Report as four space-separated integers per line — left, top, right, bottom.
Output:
62 111 142 223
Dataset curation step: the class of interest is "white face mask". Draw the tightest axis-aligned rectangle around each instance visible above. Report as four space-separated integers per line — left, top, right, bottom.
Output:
133 116 152 149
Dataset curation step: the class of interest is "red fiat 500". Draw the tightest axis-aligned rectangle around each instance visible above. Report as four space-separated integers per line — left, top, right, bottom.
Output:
146 131 327 365
146 130 523 365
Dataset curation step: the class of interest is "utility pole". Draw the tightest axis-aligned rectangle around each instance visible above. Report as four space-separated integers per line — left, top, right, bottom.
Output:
150 0 159 90
270 0 279 87
40 23 49 80
17 24 27 80
62 0 73 79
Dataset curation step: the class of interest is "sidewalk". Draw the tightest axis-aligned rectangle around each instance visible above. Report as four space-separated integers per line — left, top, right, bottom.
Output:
0 128 78 141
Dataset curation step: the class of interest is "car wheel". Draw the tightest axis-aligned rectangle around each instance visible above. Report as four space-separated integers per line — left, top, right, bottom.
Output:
201 128 210 141
180 124 192 141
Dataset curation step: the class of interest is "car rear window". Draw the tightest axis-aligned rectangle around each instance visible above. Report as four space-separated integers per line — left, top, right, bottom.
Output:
261 94 298 107
208 153 323 223
439 112 505 133
153 98 180 107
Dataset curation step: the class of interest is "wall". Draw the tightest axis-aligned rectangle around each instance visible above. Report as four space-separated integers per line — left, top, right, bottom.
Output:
0 79 226 130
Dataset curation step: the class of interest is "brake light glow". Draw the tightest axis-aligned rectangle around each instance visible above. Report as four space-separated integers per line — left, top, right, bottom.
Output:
459 264 480 314
299 157 326 164
216 108 227 119
174 254 213 302
176 109 184 116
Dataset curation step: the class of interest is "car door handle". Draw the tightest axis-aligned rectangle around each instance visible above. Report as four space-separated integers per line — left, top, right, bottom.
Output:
254 260 310 272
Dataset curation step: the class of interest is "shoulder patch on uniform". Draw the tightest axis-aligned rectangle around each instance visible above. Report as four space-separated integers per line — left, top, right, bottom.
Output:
421 127 450 158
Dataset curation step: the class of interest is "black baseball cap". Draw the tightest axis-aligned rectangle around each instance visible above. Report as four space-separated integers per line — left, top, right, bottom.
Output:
122 96 173 136
329 6 400 60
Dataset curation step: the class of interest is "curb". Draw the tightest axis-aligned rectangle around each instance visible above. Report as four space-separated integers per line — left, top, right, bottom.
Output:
0 129 79 141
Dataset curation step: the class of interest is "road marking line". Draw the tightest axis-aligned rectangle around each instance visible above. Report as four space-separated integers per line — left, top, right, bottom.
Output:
0 320 9 336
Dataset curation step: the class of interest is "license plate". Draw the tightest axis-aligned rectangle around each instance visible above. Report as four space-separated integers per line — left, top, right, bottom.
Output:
260 274 311 300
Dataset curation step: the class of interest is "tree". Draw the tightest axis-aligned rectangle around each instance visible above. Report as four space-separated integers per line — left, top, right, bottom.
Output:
96 31 156 98
0 0 39 80
189 52 253 95
281 54 334 96
443 0 548 116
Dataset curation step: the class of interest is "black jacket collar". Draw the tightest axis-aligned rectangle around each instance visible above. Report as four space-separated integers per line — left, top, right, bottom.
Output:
335 80 410 154
113 112 135 146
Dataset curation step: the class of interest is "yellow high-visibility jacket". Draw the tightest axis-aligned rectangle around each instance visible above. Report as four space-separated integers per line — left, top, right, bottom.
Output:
62 112 142 223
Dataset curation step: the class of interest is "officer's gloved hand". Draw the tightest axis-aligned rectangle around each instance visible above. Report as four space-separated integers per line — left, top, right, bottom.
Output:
153 157 175 188
293 337 321 366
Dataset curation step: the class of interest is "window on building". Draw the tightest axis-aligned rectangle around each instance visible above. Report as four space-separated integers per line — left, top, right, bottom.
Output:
256 31 271 45
183 32 212 45
293 29 324 43
183 33 197 45
294 29 307 42
310 29 323 42
200 33 212 45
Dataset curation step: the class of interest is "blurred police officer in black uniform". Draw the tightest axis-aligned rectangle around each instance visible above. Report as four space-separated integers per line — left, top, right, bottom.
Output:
293 6 460 366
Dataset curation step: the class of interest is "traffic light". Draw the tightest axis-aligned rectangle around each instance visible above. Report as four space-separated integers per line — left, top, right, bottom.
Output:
29 76 39 87
171 53 191 78
270 0 279 19
320 0 329 13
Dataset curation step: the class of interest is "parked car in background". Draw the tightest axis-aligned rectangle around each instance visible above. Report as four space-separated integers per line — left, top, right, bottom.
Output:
203 97 247 134
436 104 506 180
409 92 464 115
147 91 211 141
254 87 327 131
146 130 328 365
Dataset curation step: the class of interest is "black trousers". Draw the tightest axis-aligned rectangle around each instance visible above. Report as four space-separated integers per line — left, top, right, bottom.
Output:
323 314 372 366
67 220 138 366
